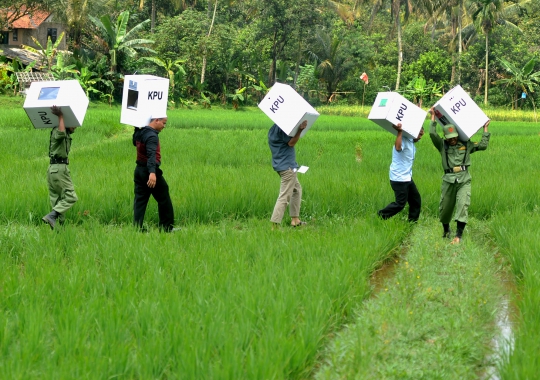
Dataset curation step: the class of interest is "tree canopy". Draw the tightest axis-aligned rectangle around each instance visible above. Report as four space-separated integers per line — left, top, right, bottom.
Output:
1 0 539 109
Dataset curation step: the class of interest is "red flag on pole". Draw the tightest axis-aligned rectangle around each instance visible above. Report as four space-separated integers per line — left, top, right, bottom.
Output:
360 72 369 84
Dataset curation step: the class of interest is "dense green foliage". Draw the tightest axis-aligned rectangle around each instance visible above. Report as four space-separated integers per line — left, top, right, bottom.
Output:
2 0 540 109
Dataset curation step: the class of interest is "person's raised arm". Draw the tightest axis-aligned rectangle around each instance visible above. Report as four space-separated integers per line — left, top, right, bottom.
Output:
288 120 308 147
429 107 443 150
393 123 403 151
51 106 65 132
483 119 490 133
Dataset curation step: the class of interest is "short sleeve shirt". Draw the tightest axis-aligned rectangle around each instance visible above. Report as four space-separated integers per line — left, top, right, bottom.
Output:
389 136 415 182
268 124 298 172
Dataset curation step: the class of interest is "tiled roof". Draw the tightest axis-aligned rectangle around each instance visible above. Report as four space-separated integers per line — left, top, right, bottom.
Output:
9 10 50 29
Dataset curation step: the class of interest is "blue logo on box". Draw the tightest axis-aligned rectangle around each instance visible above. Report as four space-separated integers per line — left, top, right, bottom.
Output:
129 80 137 90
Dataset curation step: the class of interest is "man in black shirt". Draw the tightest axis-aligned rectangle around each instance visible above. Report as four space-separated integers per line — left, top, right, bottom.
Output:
132 115 175 232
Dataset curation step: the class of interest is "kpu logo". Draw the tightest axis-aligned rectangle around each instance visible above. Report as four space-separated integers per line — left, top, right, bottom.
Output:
148 91 163 100
395 103 408 122
38 111 52 125
450 99 467 114
269 96 285 113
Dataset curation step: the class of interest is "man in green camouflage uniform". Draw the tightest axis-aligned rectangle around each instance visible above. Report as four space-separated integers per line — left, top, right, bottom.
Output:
42 106 78 229
429 107 490 244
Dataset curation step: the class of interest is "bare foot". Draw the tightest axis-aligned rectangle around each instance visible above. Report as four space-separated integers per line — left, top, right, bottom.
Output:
451 237 461 245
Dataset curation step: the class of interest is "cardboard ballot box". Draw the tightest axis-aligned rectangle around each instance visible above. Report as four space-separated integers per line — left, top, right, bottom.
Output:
258 82 319 137
368 92 427 139
23 80 89 129
121 75 169 128
432 85 489 140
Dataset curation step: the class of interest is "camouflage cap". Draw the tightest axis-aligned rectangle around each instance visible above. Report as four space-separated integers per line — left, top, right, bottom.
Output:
443 124 459 139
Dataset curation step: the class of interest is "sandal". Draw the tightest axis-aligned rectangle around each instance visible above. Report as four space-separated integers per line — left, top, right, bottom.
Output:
291 221 307 227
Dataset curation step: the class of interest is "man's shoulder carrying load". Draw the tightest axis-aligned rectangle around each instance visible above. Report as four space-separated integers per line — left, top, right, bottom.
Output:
258 82 319 138
432 85 489 141
368 92 426 139
121 75 170 129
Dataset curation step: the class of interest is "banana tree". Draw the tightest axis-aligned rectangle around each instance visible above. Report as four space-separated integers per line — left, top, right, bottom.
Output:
26 32 65 70
139 56 186 95
51 53 79 80
496 57 540 120
89 11 155 73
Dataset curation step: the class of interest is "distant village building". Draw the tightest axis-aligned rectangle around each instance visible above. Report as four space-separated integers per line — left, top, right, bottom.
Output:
1 9 66 49
1 9 67 66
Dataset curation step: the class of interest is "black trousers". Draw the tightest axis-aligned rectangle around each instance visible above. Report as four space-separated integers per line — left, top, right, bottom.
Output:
378 179 421 222
134 166 175 231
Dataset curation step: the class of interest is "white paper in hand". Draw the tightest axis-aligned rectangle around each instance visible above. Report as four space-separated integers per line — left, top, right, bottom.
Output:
297 166 309 174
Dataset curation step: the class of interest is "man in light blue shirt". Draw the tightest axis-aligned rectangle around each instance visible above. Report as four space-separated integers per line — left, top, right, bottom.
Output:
377 123 424 222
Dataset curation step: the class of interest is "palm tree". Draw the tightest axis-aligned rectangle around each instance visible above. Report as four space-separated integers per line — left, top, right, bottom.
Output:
200 0 218 84
307 30 350 101
89 10 155 73
495 57 540 119
367 0 414 91
469 0 527 104
470 0 502 105
52 0 109 50
417 0 470 85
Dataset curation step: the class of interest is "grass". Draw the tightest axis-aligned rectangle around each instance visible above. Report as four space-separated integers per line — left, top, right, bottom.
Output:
490 211 540 379
1 99 540 378
0 218 406 379
315 219 504 379
317 103 540 123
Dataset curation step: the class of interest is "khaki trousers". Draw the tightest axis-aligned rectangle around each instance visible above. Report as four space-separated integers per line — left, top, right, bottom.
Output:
270 168 302 223
47 164 78 219
439 178 471 224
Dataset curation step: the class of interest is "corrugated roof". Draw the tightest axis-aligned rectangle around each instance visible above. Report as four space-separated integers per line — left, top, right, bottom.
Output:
9 10 50 29
0 47 45 68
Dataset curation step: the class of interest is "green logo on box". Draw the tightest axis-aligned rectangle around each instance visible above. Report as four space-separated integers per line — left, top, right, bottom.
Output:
379 99 388 107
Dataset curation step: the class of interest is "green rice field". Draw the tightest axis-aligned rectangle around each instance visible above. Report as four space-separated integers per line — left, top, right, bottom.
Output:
1 99 539 378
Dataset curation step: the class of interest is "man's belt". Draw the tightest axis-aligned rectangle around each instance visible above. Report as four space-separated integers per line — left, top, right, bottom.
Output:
445 165 467 173
50 157 69 165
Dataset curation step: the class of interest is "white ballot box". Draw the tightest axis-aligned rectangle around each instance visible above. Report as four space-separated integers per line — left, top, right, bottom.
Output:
368 92 427 139
432 85 489 140
23 80 89 129
258 82 319 137
121 75 169 128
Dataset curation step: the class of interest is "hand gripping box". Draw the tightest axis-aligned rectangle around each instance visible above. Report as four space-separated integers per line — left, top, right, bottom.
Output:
121 75 169 128
432 85 489 140
368 92 427 139
23 80 89 129
258 82 319 137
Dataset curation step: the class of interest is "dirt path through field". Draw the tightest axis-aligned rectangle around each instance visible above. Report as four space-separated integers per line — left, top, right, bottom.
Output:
315 217 514 379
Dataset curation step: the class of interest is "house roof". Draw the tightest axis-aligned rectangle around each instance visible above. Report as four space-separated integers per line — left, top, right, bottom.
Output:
0 47 45 68
8 10 51 29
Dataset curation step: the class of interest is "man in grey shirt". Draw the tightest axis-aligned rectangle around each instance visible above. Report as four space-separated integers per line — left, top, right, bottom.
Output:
268 120 307 228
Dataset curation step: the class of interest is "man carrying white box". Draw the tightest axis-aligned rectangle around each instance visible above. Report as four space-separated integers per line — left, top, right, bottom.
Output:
429 107 491 244
42 106 79 229
368 92 427 139
378 123 425 222
432 85 489 140
268 120 308 228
